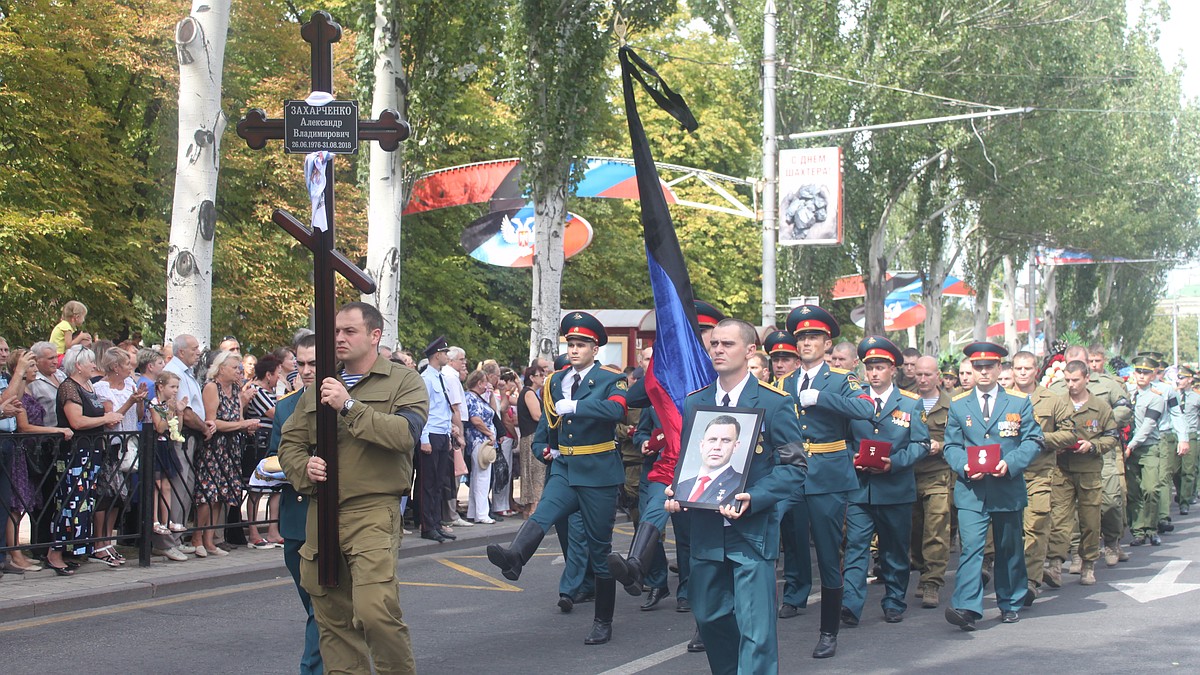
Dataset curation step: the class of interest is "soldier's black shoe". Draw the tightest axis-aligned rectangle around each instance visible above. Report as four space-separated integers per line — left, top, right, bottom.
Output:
812 633 837 659
640 587 670 611
1130 535 1147 546
583 620 612 645
420 530 446 543
1150 533 1163 546
675 597 691 612
686 629 705 652
571 589 595 604
486 520 545 581
945 607 978 631
610 523 660 597
840 607 859 627
558 594 574 613
436 528 457 540
778 603 801 619
1158 520 1175 533
1181 503 1190 515
883 608 904 623
1001 610 1020 624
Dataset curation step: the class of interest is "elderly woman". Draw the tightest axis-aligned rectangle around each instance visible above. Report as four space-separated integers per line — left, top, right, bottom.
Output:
190 350 257 558
515 365 546 515
490 368 520 517
464 369 497 524
7 349 73 572
47 345 122 575
92 347 146 566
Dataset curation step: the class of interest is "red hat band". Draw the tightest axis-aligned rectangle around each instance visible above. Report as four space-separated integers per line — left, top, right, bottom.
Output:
793 320 832 336
770 343 799 356
565 327 598 342
969 351 1003 362
697 314 720 328
863 348 896 363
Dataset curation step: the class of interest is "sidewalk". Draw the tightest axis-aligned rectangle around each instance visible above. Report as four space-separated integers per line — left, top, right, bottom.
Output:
0 513 532 623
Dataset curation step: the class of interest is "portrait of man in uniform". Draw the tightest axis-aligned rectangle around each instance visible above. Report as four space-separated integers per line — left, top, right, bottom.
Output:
674 408 762 509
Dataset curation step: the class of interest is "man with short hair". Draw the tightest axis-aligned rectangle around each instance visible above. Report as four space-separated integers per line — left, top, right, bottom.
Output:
218 335 241 356
956 360 975 393
1048 360 1118 586
1145 352 1190 532
268 333 322 675
26 342 63 427
944 342 1044 630
748 352 771 382
675 415 745 505
1011 350 1075 602
997 363 1015 391
764 330 800 384
829 341 858 373
156 334 211 560
910 355 954 608
665 318 806 674
842 336 930 626
1177 367 1200 511
442 346 469 528
278 302 428 674
897 347 921 391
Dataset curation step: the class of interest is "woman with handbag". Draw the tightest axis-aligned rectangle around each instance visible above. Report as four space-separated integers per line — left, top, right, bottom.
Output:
464 370 497 524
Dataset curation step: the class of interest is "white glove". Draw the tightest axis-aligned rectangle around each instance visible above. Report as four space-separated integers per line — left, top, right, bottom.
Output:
548 448 562 459
554 399 578 416
799 389 819 407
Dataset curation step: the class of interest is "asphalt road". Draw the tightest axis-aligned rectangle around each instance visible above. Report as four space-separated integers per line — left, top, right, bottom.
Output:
4 517 1200 673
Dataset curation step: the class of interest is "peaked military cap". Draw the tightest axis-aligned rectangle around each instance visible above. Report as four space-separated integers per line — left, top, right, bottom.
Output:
553 353 571 370
1132 355 1158 371
423 335 449 358
963 341 1007 364
1179 365 1195 378
858 335 903 364
561 311 608 346
763 330 799 356
786 304 840 339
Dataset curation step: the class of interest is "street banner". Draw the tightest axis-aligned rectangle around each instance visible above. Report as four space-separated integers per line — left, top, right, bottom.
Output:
779 147 842 245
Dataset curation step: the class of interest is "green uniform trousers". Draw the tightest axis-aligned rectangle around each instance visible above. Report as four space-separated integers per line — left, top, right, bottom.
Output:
299 501 414 675
1157 433 1179 522
1023 466 1054 588
622 462 642 525
1126 444 1161 537
1048 467 1102 563
910 468 955 590
1100 449 1127 546
1177 433 1200 506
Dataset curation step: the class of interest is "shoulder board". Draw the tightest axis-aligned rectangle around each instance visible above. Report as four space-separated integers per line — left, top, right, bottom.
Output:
687 383 714 397
899 389 919 399
278 388 302 401
952 390 972 402
600 364 623 375
758 380 788 396
1006 388 1028 399
829 367 850 375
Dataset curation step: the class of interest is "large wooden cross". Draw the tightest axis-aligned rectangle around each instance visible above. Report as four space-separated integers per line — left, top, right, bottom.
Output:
235 11 410 587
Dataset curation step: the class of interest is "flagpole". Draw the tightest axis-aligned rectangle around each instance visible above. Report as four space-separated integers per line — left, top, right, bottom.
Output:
761 0 778 327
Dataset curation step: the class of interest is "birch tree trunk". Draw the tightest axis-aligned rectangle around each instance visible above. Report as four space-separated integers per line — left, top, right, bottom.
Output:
165 1 230 346
363 0 406 351
529 179 568 363
1001 255 1018 352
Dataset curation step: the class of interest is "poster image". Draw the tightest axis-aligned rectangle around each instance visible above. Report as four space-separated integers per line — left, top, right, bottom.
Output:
778 147 843 246
672 406 765 511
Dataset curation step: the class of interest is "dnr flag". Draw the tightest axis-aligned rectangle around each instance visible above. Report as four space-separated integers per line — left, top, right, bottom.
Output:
618 46 716 485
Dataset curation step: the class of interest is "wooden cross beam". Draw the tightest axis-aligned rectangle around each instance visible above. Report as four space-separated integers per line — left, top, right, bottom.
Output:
235 10 410 587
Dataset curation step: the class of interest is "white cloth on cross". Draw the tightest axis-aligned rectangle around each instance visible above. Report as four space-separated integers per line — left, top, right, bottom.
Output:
304 150 333 232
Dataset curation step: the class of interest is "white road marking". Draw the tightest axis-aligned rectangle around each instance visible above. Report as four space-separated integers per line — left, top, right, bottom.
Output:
1112 560 1200 603
596 641 691 675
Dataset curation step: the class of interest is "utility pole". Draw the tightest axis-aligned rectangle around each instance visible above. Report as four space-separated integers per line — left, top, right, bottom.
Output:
760 0 777 327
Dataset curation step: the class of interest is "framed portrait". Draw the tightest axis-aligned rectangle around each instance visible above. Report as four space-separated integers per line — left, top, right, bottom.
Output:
672 406 766 511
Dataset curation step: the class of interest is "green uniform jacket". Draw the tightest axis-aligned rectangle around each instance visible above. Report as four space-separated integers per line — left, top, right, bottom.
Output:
1050 373 1133 428
913 390 950 475
944 388 1045 513
1026 385 1078 472
277 358 429 549
1127 384 1166 450
1056 393 1119 473
847 389 931 505
533 362 628 487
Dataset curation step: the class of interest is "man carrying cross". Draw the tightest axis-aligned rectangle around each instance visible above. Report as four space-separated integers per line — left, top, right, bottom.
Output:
277 301 428 674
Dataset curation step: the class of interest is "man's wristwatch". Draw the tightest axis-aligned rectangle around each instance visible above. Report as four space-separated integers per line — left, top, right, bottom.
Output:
340 399 356 416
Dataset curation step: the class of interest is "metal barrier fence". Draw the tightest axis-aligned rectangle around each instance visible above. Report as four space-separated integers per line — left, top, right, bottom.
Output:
0 427 281 568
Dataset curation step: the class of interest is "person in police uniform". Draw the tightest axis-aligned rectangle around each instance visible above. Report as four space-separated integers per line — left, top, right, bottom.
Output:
1178 367 1200 512
268 333 322 675
665 318 807 675
764 329 801 384
1126 355 1168 546
277 302 429 675
777 305 875 658
910 355 953 609
1146 352 1191 530
841 337 930 626
943 342 1044 630
1047 359 1119 586
487 312 629 645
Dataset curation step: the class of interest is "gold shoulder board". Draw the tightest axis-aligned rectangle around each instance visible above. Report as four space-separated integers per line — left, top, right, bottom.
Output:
952 390 972 402
899 389 919 399
758 380 788 396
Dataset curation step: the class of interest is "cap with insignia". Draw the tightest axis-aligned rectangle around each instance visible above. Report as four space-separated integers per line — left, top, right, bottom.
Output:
560 311 608 346
422 335 450 358
1136 351 1166 368
1179 365 1195 378
940 361 959 377
763 330 799 356
786 304 840 339
553 353 570 370
857 335 902 364
1132 355 1158 372
694 300 726 329
963 341 1008 364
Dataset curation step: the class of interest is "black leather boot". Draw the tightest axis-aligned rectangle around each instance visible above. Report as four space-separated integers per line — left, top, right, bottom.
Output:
608 522 660 596
486 520 544 581
584 577 617 645
812 586 841 659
